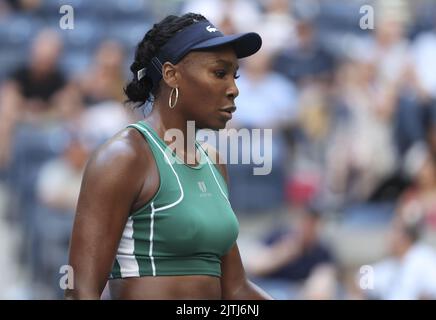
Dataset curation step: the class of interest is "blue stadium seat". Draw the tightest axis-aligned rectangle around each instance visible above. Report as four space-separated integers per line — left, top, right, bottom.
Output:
59 50 91 77
105 0 151 21
0 14 44 79
39 0 107 20
0 14 43 50
105 21 151 48
0 48 27 81
317 0 364 34
61 18 103 51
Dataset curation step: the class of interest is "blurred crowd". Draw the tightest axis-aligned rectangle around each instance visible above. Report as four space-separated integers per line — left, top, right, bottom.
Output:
1 0 436 299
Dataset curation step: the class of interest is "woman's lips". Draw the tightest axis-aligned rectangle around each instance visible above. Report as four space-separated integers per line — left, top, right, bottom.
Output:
219 110 233 120
219 105 236 120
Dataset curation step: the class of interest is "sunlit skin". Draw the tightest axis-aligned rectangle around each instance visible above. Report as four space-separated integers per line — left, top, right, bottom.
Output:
138 46 239 165
175 47 240 130
65 46 271 299
147 45 239 133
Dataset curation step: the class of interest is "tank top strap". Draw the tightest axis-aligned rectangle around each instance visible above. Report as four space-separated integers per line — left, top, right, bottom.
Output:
127 122 174 169
137 121 207 169
126 122 184 211
136 121 169 151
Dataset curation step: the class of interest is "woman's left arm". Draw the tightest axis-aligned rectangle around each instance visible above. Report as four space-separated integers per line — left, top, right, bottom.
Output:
205 145 272 300
221 244 273 300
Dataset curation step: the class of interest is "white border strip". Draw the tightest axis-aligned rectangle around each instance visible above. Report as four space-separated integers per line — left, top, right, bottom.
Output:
149 202 156 276
117 217 140 277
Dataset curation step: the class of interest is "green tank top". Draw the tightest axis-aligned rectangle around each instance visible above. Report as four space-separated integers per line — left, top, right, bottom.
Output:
110 121 239 278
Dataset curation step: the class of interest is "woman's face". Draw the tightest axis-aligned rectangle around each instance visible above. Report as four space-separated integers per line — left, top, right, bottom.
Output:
176 46 240 130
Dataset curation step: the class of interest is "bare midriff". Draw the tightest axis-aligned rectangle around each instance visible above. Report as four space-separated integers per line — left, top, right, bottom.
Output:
109 275 222 299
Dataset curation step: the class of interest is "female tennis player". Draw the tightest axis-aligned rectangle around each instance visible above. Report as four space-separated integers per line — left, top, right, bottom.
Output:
65 12 271 299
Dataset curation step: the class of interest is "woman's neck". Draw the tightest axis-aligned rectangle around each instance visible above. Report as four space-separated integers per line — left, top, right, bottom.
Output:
145 103 199 166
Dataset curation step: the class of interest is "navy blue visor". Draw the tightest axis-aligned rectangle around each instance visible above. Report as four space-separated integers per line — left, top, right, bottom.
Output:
137 20 262 89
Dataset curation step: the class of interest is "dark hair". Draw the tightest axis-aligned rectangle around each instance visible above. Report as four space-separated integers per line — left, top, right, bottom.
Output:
124 13 207 108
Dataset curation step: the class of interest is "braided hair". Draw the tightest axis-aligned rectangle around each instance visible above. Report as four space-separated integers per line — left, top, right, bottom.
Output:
124 13 207 108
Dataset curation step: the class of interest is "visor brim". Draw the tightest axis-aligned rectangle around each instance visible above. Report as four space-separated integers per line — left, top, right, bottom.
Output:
190 32 262 58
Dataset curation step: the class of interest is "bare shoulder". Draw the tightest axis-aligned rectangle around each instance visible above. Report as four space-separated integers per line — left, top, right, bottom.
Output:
89 128 148 169
83 127 151 192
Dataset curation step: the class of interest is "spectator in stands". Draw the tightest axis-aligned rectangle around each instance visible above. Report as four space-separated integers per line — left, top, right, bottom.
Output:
326 56 397 207
3 0 42 13
398 143 436 230
257 0 297 54
363 213 436 299
272 18 335 85
181 0 261 33
245 206 337 299
0 28 67 168
226 49 297 214
33 132 89 298
78 40 126 105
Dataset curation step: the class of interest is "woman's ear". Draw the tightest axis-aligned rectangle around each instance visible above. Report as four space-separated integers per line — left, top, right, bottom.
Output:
162 62 179 88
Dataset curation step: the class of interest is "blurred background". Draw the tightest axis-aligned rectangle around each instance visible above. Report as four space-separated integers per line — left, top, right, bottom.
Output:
1 0 436 300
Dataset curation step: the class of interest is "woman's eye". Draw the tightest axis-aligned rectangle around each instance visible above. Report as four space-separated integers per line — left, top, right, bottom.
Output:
214 70 240 79
215 70 226 78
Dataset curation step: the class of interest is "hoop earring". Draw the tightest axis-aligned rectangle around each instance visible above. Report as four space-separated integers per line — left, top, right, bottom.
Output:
169 87 179 109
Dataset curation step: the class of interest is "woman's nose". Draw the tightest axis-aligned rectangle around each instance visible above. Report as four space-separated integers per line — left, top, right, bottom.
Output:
226 80 239 100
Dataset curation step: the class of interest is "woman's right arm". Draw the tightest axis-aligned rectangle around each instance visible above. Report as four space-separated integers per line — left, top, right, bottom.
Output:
65 130 147 299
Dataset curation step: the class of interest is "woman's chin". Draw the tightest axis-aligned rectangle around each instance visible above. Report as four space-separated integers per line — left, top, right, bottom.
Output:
213 122 227 131
200 120 227 131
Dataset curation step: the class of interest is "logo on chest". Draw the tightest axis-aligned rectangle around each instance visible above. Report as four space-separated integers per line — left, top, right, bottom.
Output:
198 181 212 197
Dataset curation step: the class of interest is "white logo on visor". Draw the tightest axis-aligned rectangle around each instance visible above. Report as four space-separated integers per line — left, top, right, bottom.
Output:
206 25 217 33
